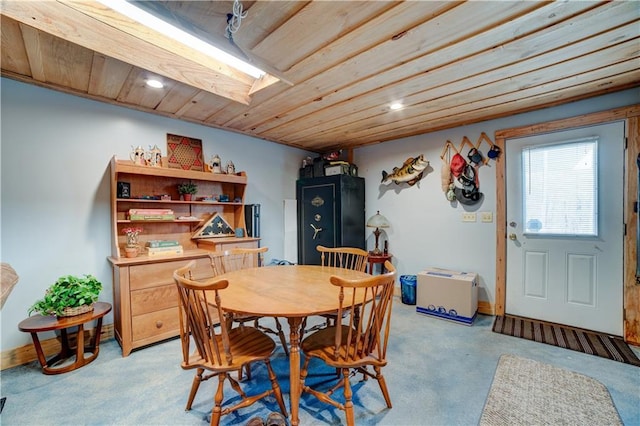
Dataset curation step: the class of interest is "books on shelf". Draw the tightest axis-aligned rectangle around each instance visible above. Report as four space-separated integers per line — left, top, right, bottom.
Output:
128 208 175 221
146 245 184 257
129 209 174 215
147 240 180 248
130 214 176 220
146 243 182 251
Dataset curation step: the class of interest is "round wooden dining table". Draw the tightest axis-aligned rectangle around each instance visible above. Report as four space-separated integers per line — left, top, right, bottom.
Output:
210 264 371 426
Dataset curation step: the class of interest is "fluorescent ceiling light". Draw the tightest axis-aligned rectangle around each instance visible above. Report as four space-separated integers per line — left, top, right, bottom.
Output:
98 0 266 79
390 102 404 110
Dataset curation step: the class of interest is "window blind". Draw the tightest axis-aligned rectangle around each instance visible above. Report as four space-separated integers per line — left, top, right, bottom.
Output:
522 137 598 236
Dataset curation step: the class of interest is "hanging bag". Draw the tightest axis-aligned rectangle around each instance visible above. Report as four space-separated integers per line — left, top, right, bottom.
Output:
440 141 457 193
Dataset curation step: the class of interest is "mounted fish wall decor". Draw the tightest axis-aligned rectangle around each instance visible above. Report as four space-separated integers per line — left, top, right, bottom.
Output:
381 154 429 186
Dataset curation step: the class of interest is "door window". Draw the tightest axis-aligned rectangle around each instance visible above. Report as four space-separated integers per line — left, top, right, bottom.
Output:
522 137 598 237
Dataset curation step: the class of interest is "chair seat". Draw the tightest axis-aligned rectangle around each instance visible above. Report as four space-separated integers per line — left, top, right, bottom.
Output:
211 249 290 359
228 313 289 359
301 326 387 369
184 327 276 372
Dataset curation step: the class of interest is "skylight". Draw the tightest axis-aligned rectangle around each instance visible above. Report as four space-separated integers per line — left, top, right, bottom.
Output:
97 0 266 79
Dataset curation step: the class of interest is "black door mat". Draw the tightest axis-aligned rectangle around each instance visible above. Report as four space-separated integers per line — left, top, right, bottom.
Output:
493 315 640 366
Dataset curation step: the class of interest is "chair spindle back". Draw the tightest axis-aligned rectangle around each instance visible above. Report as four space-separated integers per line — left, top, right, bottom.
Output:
173 261 231 367
331 260 396 363
317 245 368 272
209 247 267 275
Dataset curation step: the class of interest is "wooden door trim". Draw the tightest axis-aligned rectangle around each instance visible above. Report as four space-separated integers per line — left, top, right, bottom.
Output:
494 104 640 344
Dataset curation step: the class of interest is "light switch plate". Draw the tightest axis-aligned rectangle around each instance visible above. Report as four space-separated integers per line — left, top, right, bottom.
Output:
481 212 493 223
462 212 476 222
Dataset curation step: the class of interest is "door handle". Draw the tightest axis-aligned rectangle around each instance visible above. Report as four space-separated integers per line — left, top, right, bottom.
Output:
310 223 323 240
509 233 517 241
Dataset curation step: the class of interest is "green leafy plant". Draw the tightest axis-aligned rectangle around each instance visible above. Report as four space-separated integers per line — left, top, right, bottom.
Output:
177 182 198 195
28 275 102 317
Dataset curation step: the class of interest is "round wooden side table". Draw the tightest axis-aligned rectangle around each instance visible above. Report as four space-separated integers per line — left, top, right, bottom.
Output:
18 302 112 375
368 252 393 275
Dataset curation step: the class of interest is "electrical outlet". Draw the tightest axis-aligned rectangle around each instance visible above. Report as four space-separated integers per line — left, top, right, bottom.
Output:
462 212 476 222
481 212 493 223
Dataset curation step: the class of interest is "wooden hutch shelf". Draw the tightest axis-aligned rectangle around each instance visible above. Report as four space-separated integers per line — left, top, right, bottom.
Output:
107 156 259 356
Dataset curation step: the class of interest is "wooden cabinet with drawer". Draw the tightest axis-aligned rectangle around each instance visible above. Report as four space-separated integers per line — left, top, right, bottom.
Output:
110 255 214 356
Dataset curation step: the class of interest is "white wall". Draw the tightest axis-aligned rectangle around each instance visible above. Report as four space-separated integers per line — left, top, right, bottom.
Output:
0 78 312 351
354 88 639 304
1 77 636 354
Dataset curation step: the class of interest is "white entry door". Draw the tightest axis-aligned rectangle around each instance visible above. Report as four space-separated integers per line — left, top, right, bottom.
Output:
505 122 624 336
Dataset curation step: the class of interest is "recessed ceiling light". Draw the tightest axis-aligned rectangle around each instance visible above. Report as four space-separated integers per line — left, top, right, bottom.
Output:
146 79 164 89
390 102 404 110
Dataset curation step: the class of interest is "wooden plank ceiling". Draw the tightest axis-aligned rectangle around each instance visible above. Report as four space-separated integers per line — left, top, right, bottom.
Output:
1 1 638 153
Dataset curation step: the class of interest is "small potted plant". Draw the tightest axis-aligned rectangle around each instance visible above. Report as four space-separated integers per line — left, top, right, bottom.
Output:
28 275 103 317
177 182 198 201
122 226 143 258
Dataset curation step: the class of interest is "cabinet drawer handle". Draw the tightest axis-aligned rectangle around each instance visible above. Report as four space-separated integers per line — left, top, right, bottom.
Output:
155 321 163 329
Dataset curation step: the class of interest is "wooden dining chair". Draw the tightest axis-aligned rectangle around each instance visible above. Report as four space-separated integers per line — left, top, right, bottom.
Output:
299 261 396 426
173 261 287 426
301 245 369 336
318 245 369 272
209 247 289 357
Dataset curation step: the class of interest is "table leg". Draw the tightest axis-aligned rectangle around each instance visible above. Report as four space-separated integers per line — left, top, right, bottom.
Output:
92 317 104 354
287 317 303 426
59 328 73 359
29 332 48 369
75 324 85 367
43 323 102 375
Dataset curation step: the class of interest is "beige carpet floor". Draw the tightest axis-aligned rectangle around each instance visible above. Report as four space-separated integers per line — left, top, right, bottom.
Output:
480 354 623 426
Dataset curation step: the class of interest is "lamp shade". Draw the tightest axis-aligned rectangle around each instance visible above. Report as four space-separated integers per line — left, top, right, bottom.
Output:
367 211 390 228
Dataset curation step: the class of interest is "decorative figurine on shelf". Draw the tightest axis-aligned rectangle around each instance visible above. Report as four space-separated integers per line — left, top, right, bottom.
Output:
208 154 222 174
130 145 146 166
146 145 162 167
226 161 235 175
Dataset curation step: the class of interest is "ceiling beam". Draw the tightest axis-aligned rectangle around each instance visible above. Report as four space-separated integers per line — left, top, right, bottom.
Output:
2 0 255 104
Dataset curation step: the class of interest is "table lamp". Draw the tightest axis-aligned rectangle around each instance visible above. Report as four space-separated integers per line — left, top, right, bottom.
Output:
366 211 390 255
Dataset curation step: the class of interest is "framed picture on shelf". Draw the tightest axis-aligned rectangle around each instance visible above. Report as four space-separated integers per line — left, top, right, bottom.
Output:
117 181 131 198
166 133 204 171
192 212 235 239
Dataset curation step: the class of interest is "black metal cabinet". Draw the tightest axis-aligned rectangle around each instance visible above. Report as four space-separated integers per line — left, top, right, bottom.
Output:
297 175 365 265
244 204 260 238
